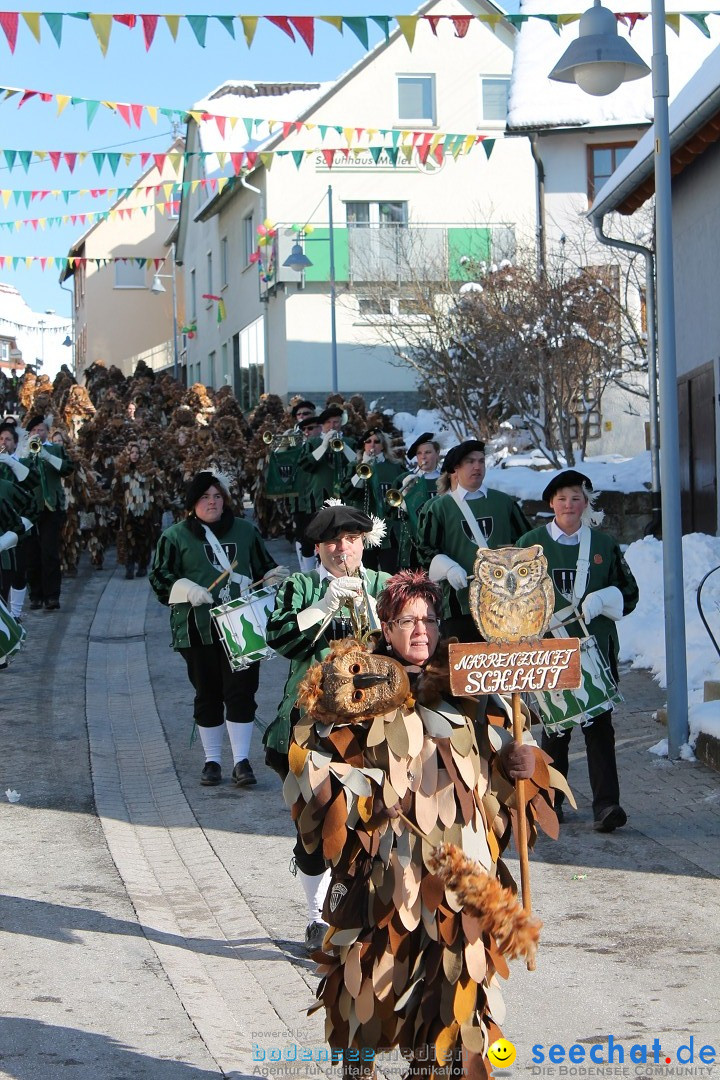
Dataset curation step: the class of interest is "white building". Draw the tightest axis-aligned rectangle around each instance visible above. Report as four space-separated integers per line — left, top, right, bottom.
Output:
0 283 71 382
175 0 536 411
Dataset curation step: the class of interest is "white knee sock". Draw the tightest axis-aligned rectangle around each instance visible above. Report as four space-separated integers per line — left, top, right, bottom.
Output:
225 720 253 764
10 587 26 618
197 724 225 764
297 868 331 923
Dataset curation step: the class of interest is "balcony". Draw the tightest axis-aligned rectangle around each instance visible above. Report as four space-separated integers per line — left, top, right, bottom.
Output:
272 223 516 288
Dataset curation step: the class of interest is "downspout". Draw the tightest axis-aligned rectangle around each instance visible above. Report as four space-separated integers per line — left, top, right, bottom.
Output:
592 212 661 537
240 174 271 402
530 135 546 277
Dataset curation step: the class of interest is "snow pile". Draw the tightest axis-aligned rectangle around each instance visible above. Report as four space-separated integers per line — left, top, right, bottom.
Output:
486 451 651 498
618 533 720 740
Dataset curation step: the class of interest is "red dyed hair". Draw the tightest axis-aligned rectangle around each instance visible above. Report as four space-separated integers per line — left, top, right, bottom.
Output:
376 570 442 624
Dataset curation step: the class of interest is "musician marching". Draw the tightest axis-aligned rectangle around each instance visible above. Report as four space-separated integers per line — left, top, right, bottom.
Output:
0 420 34 624
341 426 405 573
149 470 287 789
22 414 74 612
295 404 356 514
263 502 389 953
393 431 442 570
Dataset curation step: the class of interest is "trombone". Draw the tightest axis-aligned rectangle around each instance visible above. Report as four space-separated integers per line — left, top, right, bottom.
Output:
262 430 302 450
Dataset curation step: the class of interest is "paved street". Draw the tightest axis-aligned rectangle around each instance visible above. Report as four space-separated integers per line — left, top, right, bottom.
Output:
2 544 719 1080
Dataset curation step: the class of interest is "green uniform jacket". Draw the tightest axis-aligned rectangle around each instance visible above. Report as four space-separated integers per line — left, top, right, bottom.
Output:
396 472 438 568
296 436 356 513
516 525 639 670
149 515 276 650
0 475 33 571
263 567 389 755
20 446 74 513
339 458 405 550
417 488 531 617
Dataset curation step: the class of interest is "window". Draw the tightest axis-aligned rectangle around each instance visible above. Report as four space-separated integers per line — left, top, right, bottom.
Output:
114 259 146 289
357 294 428 321
221 342 229 385
480 77 510 123
206 252 213 299
346 201 408 228
243 213 255 266
587 143 634 201
397 75 436 124
190 269 197 320
570 410 602 441
208 351 215 387
0 340 9 361
220 236 228 288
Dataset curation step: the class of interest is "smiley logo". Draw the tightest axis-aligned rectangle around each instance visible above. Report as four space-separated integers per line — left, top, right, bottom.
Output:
488 1039 516 1069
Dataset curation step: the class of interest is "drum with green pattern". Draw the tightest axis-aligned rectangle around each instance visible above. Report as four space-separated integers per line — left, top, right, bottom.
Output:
533 635 623 734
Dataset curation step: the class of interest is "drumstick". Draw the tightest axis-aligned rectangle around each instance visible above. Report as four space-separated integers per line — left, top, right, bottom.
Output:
208 560 238 591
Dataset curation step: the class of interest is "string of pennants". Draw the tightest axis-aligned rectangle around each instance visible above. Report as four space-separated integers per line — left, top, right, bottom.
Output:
0 10 716 55
0 255 167 270
0 198 180 231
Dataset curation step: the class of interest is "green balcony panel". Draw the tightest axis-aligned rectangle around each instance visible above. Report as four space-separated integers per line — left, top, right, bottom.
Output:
303 227 350 282
448 227 492 280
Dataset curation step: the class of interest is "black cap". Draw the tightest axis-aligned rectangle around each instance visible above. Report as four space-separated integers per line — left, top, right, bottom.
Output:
291 399 316 417
542 470 593 503
185 471 229 510
406 431 434 460
317 404 343 424
441 440 485 474
26 414 46 432
304 504 374 544
361 426 384 443
298 414 322 432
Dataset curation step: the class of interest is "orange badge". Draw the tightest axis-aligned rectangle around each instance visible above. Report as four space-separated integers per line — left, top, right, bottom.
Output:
594 554 603 563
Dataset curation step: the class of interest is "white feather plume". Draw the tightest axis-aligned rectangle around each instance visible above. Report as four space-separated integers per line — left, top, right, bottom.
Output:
363 516 387 548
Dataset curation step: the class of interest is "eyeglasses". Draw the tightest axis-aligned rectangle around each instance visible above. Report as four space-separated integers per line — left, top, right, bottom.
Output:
390 616 439 630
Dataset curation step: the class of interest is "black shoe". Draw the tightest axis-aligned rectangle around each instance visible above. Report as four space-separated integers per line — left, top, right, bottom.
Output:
200 761 222 786
593 805 627 833
555 803 565 824
136 566 147 578
29 598 43 611
124 569 135 580
44 600 60 611
232 759 256 787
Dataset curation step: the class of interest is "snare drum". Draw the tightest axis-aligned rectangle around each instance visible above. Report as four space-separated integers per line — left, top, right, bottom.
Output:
211 585 277 672
0 595 25 665
532 634 623 735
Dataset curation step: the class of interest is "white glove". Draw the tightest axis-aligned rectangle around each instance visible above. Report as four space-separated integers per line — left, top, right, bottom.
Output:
317 575 362 614
581 586 624 623
0 530 19 552
39 446 63 471
362 451 375 463
351 471 366 488
168 577 214 607
429 553 468 591
311 430 334 460
0 452 29 482
263 564 290 587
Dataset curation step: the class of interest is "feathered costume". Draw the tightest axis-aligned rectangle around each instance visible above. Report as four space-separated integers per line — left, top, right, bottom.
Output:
285 639 570 1079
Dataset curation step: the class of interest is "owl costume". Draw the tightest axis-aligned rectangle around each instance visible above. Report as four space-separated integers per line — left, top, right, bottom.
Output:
286 639 567 1079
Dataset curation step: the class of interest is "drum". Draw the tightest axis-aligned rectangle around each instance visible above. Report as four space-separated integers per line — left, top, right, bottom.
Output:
532 634 622 735
0 595 25 665
210 585 277 672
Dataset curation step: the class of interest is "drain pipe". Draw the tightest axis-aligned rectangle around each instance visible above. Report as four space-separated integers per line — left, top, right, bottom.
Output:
240 173 271 401
530 135 547 277
591 212 661 537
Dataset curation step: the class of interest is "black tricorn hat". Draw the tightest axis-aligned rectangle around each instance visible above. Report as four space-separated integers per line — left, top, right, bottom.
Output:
406 431 435 460
542 469 593 503
441 439 485 474
291 399 316 417
304 504 374 544
317 404 343 424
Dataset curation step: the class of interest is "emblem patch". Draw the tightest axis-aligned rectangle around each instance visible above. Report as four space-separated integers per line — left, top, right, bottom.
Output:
461 516 493 544
329 881 348 913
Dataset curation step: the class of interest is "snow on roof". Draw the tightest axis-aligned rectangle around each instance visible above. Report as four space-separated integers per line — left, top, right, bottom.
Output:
507 1 720 132
591 41 720 214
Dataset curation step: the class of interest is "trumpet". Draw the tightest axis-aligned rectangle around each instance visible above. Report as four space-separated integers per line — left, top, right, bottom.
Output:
262 430 302 449
385 468 422 509
28 436 43 454
355 462 373 481
311 558 382 645
330 437 345 452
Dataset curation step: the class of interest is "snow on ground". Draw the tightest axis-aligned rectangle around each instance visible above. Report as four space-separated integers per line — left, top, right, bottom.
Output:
619 533 720 744
486 451 652 499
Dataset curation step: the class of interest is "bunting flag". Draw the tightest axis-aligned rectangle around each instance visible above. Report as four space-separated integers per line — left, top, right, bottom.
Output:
0 11 714 55
0 254 168 271
202 292 226 322
0 198 181 231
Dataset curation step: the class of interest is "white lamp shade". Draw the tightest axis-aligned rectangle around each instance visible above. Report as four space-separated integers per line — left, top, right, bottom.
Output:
549 1 650 96
150 275 166 294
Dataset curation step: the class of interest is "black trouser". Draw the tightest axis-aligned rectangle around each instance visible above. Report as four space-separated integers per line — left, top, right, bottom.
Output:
25 509 64 604
179 642 260 727
541 709 621 818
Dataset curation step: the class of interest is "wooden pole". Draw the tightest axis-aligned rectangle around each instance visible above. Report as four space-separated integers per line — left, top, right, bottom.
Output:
512 690 536 971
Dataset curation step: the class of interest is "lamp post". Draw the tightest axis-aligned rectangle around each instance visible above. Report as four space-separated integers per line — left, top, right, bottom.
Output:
550 0 689 758
283 184 339 393
150 242 180 382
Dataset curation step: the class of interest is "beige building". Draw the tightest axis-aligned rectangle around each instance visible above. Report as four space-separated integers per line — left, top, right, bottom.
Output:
62 138 185 380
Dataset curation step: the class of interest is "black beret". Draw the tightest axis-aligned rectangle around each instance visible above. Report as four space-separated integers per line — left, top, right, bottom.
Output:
304 505 374 544
441 440 485 474
317 405 343 424
406 431 435 460
185 471 229 510
297 414 321 432
291 399 316 417
26 414 46 432
0 420 18 437
361 426 384 442
542 470 593 503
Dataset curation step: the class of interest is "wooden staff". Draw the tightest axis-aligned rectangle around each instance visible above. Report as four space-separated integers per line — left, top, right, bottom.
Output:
512 690 535 971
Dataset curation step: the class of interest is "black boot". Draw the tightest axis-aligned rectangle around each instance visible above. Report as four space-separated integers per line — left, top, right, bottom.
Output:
125 561 135 580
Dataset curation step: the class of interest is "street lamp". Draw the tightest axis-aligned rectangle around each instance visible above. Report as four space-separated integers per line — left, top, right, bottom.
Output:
150 242 180 381
550 0 689 759
283 184 339 394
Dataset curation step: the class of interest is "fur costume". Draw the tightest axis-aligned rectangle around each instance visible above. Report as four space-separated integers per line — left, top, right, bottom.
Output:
111 447 163 569
286 640 565 1079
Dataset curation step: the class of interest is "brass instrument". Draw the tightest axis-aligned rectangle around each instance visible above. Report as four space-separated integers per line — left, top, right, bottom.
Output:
311 557 381 645
263 430 302 450
28 436 43 454
330 437 345 453
385 467 422 509
355 462 373 481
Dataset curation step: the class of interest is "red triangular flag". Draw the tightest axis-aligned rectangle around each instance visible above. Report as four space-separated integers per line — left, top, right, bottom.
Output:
140 14 158 49
231 152 244 173
322 149 335 169
245 151 258 169
0 13 19 53
49 152 62 171
140 153 150 168
153 154 167 172
425 15 441 35
451 15 472 37
266 15 295 41
131 103 143 127
63 153 77 173
116 103 132 126
282 121 293 139
289 16 314 53
113 13 136 28
215 114 226 137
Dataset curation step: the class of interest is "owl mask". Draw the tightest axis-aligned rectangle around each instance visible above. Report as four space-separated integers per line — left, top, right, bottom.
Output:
297 639 412 724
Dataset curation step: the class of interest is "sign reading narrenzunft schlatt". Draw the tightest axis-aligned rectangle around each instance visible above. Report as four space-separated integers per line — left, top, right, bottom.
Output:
448 639 582 697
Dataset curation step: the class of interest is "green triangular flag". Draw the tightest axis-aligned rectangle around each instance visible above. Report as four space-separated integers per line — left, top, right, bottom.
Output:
215 15 235 38
684 12 710 35
86 99 100 127
369 16 391 41
369 146 383 164
243 117 254 138
319 124 328 139
3 150 16 171
43 11 63 45
482 139 495 160
385 147 399 167
18 151 32 172
107 153 120 175
291 150 303 168
342 17 369 49
92 152 105 173
186 15 208 47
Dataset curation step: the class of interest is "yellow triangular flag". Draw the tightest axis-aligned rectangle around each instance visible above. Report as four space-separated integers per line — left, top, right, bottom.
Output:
36 150 47 162
56 94 70 116
163 183 174 200
318 15 343 30
240 16 258 46
228 116 238 129
122 152 133 165
557 14 581 25
78 152 88 164
217 176 229 192
2 191 11 207
22 12 41 42
14 221 21 232
401 145 413 163
38 219 46 230
89 13 112 56
146 105 158 125
396 16 418 50
665 13 681 34
463 134 476 154
343 127 354 145
430 132 443 152
25 256 33 268
168 153 183 174
191 179 201 192
47 257 55 267
485 14 501 31
260 153 273 170
217 151 227 168
164 15 180 40
188 110 204 125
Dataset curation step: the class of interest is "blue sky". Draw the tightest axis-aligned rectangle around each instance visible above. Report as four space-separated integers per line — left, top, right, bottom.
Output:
1 1 526 318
